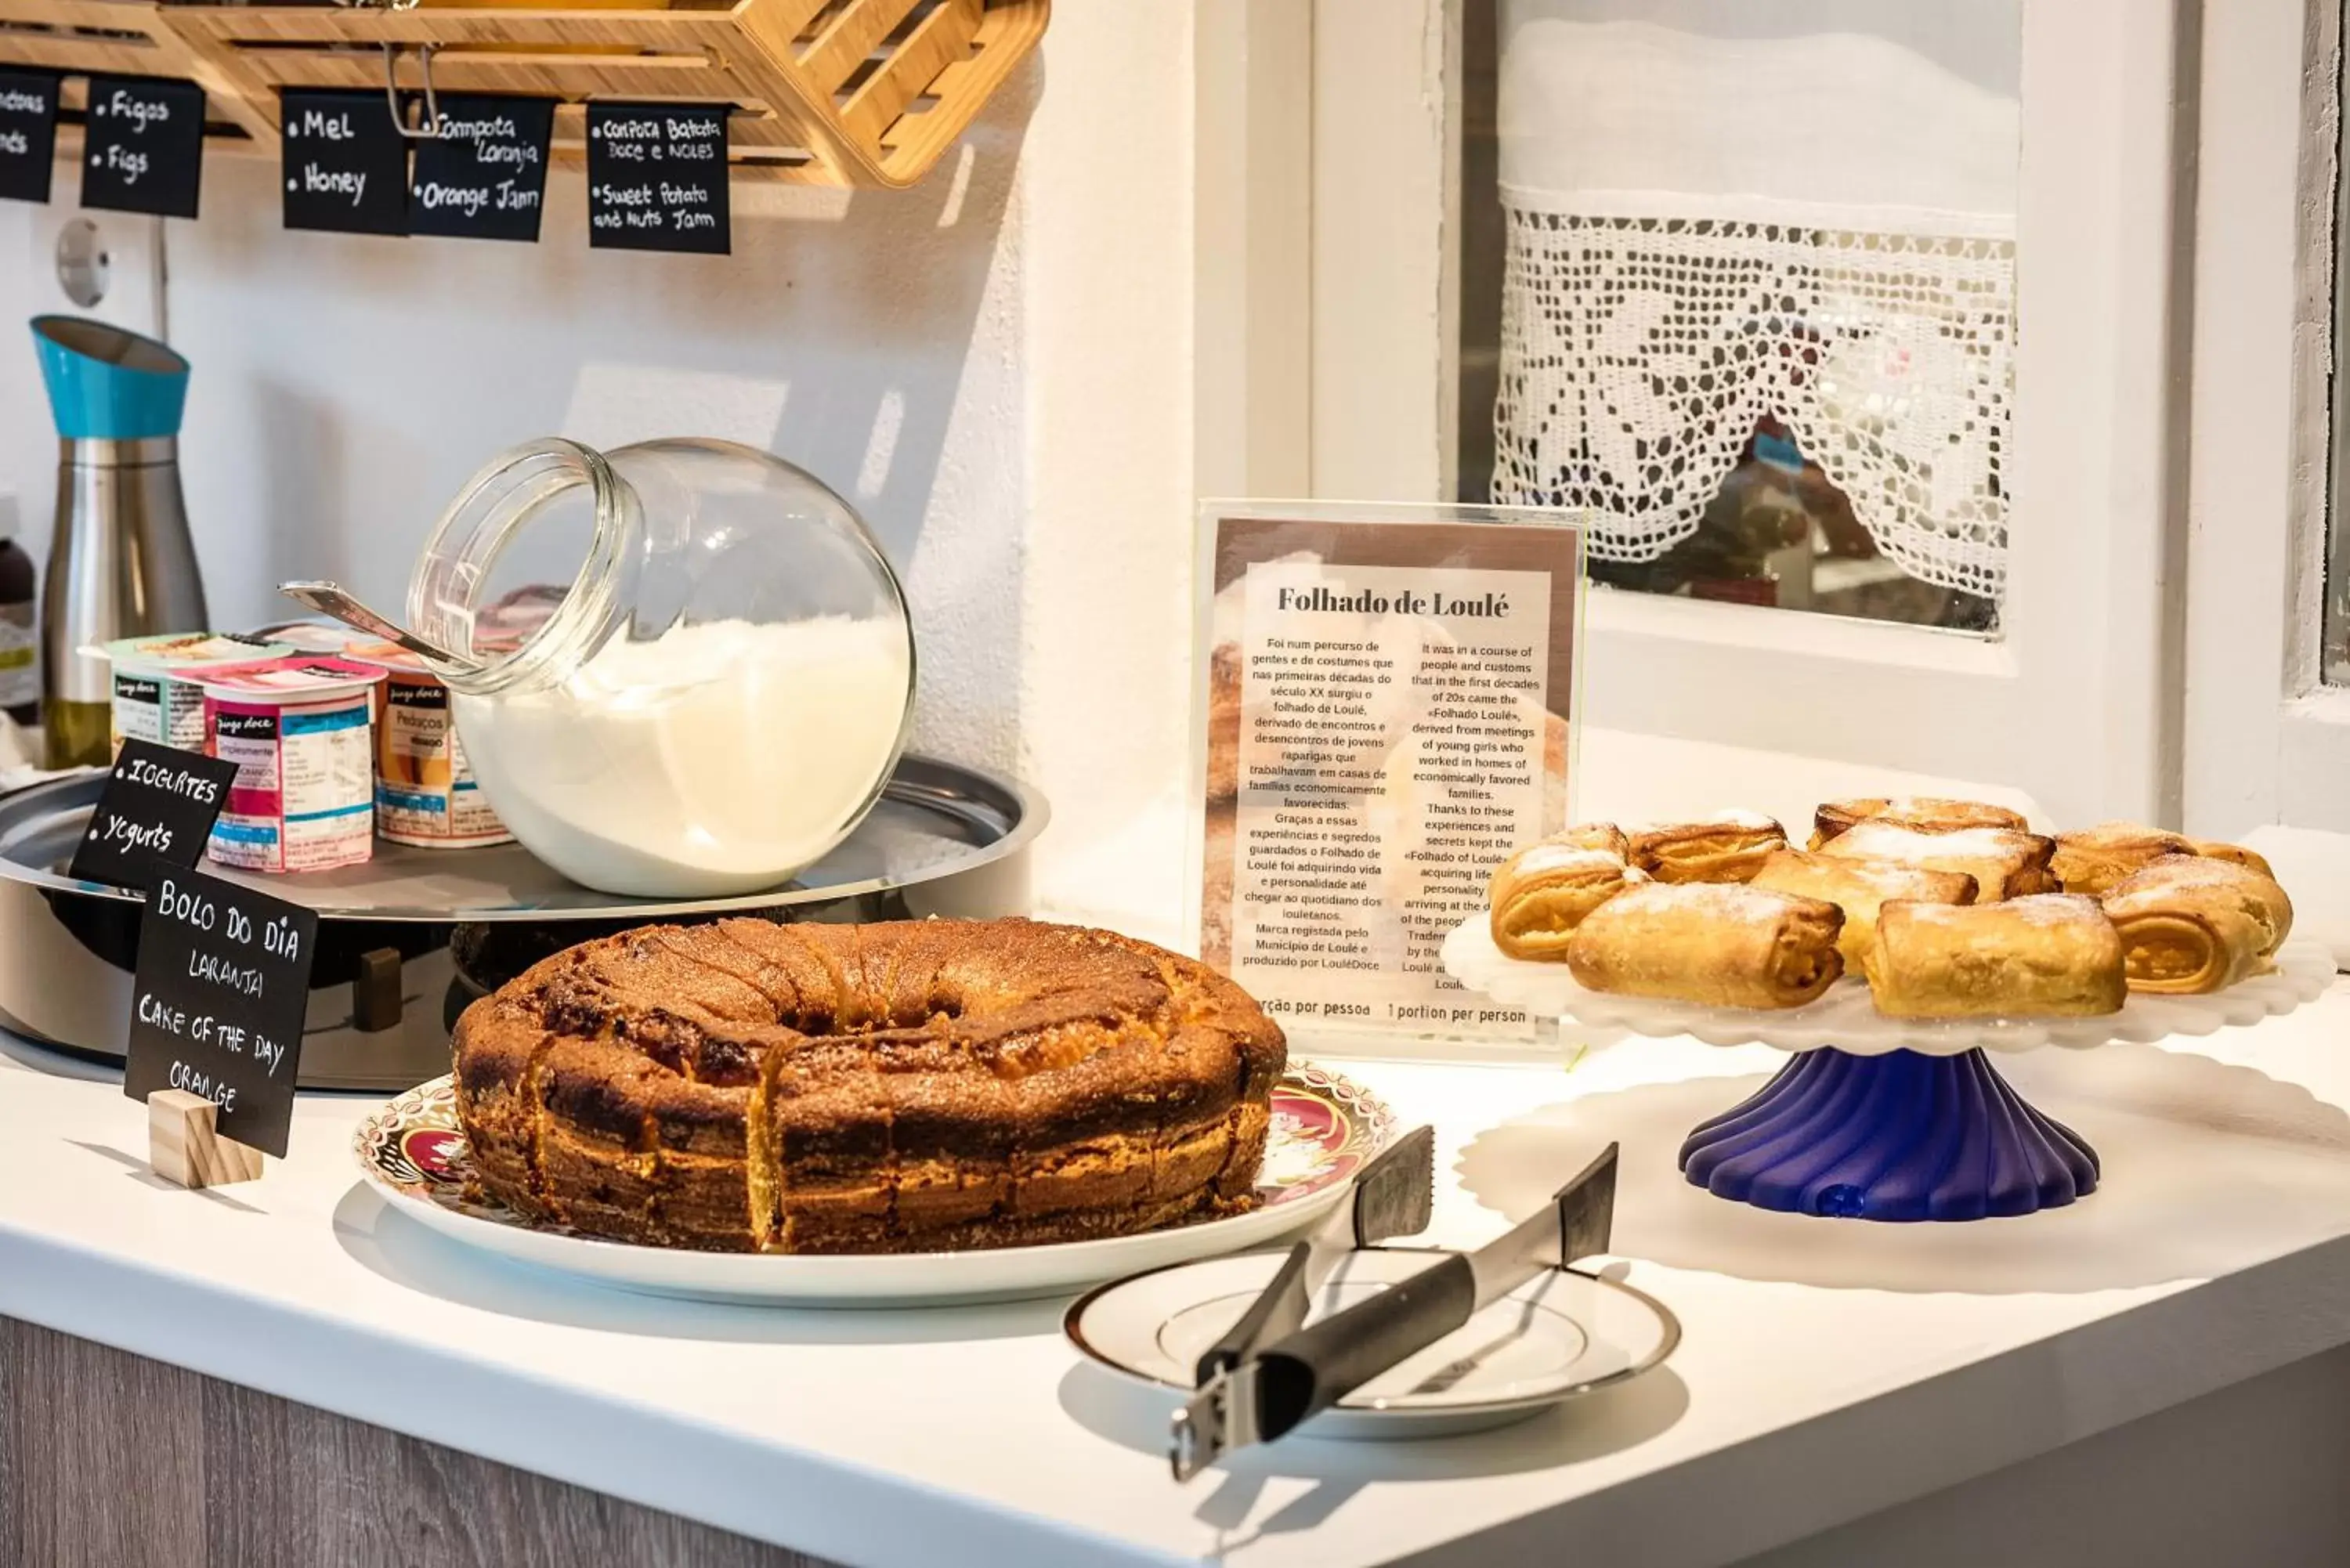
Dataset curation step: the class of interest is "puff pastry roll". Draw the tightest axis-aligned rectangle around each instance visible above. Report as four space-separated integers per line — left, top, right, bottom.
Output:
1817 820 2059 901
2049 822 2196 897
1809 797 2029 850
1748 849 1976 971
1867 894 2127 1018
1565 883 1844 1009
2100 870 2271 995
1627 812 1788 885
1488 845 1644 961
2189 840 2276 880
1546 822 1631 861
2107 856 2293 958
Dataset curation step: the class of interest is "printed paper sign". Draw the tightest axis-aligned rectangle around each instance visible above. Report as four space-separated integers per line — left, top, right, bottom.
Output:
1195 508 1582 1040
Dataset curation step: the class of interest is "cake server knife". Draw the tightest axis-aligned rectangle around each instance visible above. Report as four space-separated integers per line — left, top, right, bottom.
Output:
1171 1140 1617 1480
1192 1123 1437 1387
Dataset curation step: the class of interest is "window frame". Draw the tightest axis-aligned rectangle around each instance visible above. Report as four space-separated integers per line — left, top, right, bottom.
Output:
1302 0 2192 827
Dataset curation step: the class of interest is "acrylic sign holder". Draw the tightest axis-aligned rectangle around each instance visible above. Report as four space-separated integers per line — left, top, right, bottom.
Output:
1443 917 2335 1222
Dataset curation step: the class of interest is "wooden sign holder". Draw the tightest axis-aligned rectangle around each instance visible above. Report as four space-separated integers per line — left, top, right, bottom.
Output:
146 1089 263 1190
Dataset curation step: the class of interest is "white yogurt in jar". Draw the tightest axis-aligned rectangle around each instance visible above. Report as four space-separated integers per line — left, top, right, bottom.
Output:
454 617 912 898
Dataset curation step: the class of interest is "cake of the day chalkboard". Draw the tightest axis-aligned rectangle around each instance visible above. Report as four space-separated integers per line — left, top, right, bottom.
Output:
450 918 1287 1253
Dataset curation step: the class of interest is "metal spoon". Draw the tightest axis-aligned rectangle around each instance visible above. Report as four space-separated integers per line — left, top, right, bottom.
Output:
277 580 483 674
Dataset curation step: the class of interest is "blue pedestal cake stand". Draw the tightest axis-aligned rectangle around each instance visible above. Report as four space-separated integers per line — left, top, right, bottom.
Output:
1441 917 2334 1223
1676 1046 2099 1221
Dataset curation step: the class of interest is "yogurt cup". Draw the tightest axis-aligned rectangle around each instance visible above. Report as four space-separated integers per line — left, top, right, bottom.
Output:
201 657 386 874
343 639 512 849
102 632 294 755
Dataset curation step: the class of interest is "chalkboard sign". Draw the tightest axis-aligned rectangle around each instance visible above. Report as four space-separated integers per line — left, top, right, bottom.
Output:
0 68 61 205
67 739 237 890
81 74 205 219
586 101 728 255
280 89 409 236
121 863 317 1158
410 93 553 243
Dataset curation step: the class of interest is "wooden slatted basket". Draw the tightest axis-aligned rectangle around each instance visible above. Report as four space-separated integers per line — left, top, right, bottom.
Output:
0 0 277 153
159 0 1047 186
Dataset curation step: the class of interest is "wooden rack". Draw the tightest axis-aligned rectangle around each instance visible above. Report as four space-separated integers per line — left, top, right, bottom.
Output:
0 0 1047 186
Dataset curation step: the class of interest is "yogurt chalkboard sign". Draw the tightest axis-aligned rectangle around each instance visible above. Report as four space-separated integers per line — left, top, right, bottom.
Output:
120 863 317 1158
67 738 237 891
81 74 205 219
410 93 553 243
0 68 61 205
586 101 729 255
280 88 410 236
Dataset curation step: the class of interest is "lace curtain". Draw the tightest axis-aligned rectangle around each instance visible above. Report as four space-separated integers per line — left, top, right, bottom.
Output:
1491 5 2021 602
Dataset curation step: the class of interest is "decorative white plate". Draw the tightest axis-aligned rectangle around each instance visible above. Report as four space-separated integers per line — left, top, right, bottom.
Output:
353 1064 1397 1307
1444 916 2335 1056
1065 1248 1679 1441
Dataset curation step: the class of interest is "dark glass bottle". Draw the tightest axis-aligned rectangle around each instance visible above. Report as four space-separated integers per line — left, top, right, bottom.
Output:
0 516 35 730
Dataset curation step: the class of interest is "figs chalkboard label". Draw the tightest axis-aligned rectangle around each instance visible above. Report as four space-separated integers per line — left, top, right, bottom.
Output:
81 75 204 219
586 101 728 255
410 93 553 243
0 69 61 204
281 89 409 236
121 863 317 1158
67 739 237 891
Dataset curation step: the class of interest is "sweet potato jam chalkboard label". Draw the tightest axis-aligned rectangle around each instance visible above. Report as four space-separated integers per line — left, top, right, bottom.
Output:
121 863 317 1158
280 89 409 236
410 93 553 244
81 74 204 219
586 101 728 255
0 69 61 204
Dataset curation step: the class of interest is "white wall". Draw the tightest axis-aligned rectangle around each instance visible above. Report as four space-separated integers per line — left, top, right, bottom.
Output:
0 3 1220 930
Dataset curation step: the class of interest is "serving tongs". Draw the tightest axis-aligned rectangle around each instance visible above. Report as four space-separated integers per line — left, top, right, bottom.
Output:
1171 1140 1618 1480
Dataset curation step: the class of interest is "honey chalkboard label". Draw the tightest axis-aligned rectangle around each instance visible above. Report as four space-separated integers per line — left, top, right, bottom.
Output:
81 74 204 219
67 739 237 891
0 69 61 204
121 863 316 1159
586 101 728 255
410 93 553 243
280 89 409 236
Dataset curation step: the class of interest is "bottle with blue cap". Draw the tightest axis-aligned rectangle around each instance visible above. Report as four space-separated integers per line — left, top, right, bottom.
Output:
31 315 208 768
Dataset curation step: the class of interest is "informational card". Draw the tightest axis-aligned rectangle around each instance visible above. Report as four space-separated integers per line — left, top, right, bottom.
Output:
67 739 237 890
0 68 61 205
121 864 317 1158
81 74 205 219
280 89 410 237
586 101 728 255
409 93 554 243
1193 504 1583 1041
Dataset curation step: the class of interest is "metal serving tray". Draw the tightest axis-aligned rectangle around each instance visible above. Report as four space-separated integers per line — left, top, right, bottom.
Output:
0 756 1045 1090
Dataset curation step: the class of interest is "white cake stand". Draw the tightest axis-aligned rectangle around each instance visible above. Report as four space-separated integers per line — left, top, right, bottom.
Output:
1442 916 2335 1222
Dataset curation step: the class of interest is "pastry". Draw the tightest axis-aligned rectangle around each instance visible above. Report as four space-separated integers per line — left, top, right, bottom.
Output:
1565 883 1844 1009
1867 895 2127 1018
2049 822 2196 897
2101 866 2273 994
2108 856 2293 958
1547 822 1632 860
1816 819 2059 901
1488 844 1644 960
1748 848 1976 970
453 919 1287 1254
1627 811 1788 884
2189 839 2276 880
1809 796 2030 849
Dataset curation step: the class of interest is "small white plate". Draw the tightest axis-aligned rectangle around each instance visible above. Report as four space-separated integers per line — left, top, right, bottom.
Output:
1065 1248 1680 1440
353 1066 1397 1308
1444 917 2336 1056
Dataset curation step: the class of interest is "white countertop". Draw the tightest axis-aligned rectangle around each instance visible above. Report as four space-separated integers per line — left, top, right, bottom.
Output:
9 993 2350 1568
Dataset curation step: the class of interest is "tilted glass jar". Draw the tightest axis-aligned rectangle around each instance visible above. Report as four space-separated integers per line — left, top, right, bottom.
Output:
407 437 915 898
